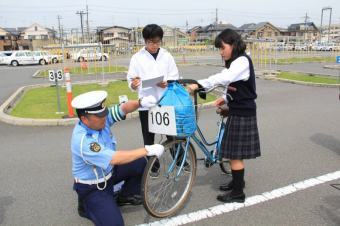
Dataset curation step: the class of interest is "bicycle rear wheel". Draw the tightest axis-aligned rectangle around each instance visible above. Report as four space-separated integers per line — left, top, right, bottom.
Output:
142 139 197 218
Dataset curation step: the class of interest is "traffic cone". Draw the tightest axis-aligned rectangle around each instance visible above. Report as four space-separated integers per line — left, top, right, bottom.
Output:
64 67 74 117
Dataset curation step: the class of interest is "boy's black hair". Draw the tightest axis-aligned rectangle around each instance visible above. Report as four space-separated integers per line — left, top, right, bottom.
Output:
142 24 164 40
214 29 246 68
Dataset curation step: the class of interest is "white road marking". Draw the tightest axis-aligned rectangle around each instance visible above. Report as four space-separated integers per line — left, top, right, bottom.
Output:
137 170 340 226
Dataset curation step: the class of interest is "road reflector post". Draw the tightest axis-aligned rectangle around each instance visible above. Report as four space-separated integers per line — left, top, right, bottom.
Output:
64 67 74 117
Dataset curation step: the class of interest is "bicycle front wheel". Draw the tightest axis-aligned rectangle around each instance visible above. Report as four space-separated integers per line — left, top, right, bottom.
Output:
142 139 197 218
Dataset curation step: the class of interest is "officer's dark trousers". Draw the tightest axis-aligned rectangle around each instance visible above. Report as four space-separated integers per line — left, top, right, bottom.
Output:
73 157 146 226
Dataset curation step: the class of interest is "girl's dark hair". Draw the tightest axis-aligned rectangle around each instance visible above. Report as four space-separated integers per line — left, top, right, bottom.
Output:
214 29 246 68
142 24 164 40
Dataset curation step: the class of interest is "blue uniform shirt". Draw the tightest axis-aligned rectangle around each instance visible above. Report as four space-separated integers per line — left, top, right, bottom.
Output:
71 105 126 180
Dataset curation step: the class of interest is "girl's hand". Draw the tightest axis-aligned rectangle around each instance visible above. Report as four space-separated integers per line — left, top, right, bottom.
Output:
214 97 226 107
187 84 199 94
157 81 167 88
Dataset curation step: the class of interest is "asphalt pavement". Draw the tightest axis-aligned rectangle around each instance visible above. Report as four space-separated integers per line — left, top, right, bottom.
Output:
0 61 339 226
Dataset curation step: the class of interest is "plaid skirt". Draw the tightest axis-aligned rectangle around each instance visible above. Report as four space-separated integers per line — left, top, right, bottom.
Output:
221 115 261 159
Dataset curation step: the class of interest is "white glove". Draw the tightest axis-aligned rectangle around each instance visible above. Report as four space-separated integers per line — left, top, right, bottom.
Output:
145 144 164 158
140 95 157 108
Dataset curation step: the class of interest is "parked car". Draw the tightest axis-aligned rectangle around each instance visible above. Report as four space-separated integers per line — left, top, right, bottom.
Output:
0 52 10 65
4 50 38 66
0 51 13 56
294 44 307 51
33 51 50 65
33 51 62 65
72 48 109 62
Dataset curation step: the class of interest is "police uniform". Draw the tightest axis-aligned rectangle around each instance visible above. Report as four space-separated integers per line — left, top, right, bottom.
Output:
71 91 146 226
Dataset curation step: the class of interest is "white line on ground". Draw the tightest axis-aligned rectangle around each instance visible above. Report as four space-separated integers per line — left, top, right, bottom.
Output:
137 170 340 226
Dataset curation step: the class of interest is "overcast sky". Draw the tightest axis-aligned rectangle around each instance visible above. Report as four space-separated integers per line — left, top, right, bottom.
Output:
0 0 339 31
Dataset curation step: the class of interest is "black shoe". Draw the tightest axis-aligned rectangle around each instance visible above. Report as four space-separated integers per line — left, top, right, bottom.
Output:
117 194 142 206
219 180 245 191
217 192 245 203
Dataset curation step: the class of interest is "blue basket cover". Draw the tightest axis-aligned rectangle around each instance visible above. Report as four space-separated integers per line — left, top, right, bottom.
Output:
159 82 196 136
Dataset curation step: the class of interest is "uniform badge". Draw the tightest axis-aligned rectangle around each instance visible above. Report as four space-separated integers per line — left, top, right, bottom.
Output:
90 142 101 152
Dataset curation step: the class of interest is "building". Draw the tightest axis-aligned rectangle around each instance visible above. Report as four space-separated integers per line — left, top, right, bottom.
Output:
321 23 340 43
129 25 189 48
239 22 281 40
97 26 131 49
0 27 16 51
161 25 189 47
189 23 237 43
17 23 56 50
287 22 319 42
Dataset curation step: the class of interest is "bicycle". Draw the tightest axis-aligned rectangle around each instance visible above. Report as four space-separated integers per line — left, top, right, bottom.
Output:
141 79 232 218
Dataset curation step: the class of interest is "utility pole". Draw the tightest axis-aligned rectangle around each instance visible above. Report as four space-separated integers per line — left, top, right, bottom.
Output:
76 10 85 43
303 13 310 42
214 8 218 40
86 4 90 43
320 7 332 43
215 8 218 25
57 15 62 44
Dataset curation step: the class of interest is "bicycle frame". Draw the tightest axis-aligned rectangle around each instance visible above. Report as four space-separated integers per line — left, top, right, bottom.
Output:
169 115 226 178
165 80 228 178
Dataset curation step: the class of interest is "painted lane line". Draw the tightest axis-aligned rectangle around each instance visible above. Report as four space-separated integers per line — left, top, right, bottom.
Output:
137 170 340 226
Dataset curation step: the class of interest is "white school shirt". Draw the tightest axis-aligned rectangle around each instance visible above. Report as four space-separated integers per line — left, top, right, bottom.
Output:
198 56 250 90
127 47 179 110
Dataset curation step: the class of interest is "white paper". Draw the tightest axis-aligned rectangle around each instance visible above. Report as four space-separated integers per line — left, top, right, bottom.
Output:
141 75 164 89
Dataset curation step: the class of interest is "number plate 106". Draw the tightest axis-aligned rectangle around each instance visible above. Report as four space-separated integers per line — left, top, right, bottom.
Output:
148 106 177 136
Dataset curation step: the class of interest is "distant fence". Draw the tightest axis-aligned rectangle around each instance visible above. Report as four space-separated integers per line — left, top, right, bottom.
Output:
41 42 340 76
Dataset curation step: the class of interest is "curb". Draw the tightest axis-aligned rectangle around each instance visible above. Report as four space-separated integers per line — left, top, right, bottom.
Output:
263 77 340 88
323 65 340 70
0 83 215 126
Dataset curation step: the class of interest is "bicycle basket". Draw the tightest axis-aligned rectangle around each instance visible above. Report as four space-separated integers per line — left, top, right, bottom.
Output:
159 81 196 137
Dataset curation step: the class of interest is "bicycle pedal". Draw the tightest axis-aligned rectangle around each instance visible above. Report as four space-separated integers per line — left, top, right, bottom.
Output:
204 159 213 168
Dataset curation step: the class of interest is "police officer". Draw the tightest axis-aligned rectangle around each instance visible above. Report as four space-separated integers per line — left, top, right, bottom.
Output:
71 90 164 226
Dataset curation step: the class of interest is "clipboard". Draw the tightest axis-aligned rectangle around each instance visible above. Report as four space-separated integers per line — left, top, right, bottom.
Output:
141 75 164 89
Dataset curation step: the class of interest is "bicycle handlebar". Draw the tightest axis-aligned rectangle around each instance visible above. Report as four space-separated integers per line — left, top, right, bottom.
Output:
177 79 236 94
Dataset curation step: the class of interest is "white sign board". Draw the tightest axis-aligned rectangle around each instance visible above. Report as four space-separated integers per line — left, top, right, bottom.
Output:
48 70 63 82
148 106 177 136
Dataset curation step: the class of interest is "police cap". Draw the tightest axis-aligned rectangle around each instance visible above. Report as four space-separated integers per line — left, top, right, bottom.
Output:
71 91 108 117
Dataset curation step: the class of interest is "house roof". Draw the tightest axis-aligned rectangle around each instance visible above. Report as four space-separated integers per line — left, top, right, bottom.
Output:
3 28 21 35
239 22 280 33
97 26 131 32
195 23 237 33
288 22 318 31
238 23 256 30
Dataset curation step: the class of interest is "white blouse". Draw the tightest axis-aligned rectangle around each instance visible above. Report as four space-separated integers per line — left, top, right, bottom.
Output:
198 56 250 90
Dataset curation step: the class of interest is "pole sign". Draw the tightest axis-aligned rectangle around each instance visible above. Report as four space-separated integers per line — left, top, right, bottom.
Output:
48 69 64 114
336 56 340 64
48 70 63 81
